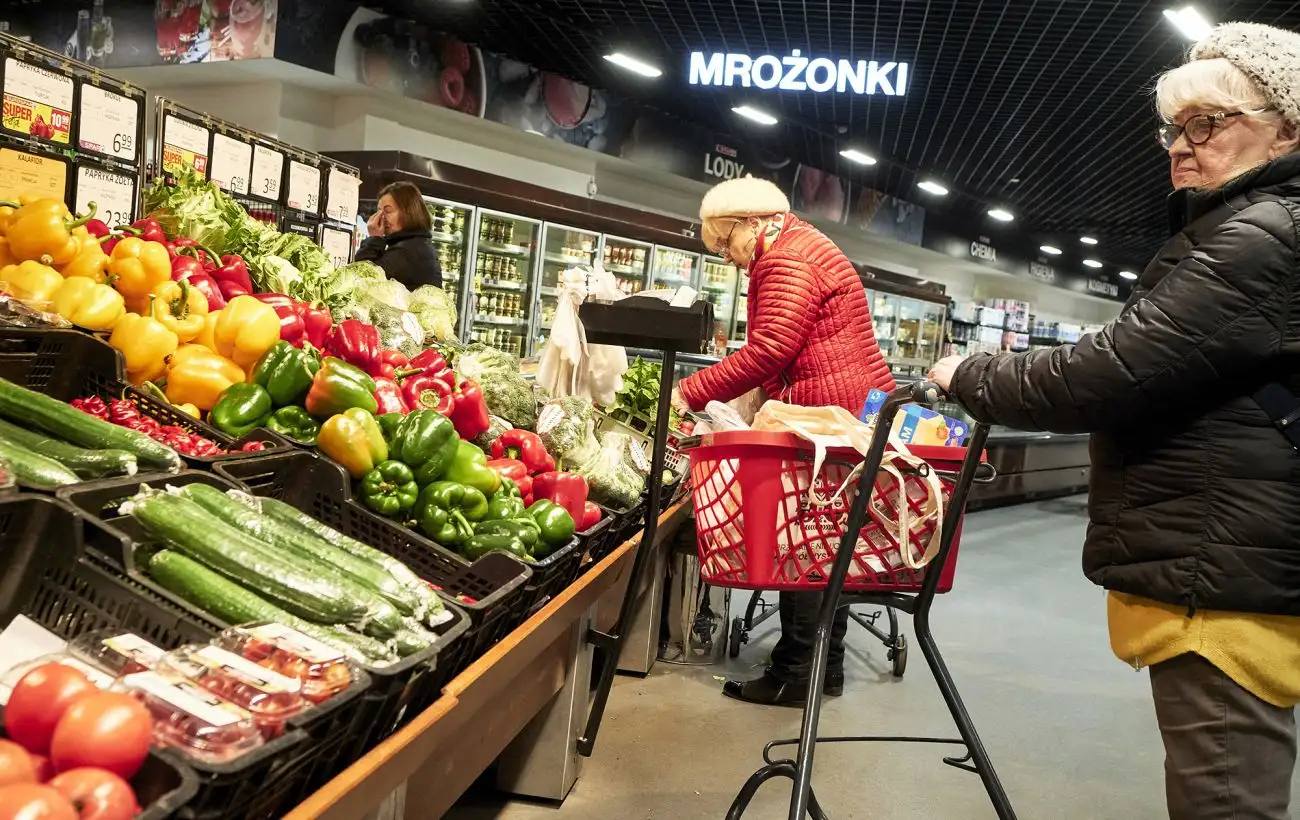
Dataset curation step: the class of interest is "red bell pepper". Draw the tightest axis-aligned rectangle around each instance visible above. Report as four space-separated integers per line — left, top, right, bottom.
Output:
450 380 491 441
214 254 254 300
486 458 533 505
296 302 333 349
409 349 456 386
490 429 555 474
129 218 167 244
401 371 455 415
171 253 206 282
377 349 409 380
532 471 589 528
373 377 410 415
325 319 382 376
84 219 111 240
171 265 227 312
253 293 306 346
581 501 603 531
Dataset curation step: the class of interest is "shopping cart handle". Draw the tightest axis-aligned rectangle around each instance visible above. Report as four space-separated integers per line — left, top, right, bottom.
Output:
906 380 945 407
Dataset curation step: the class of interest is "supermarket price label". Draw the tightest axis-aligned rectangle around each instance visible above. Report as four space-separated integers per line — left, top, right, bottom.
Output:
210 132 252 195
251 144 284 200
2 59 73 144
0 147 67 202
325 168 360 223
318 225 352 268
286 160 320 213
161 114 209 176
75 165 136 227
77 85 139 162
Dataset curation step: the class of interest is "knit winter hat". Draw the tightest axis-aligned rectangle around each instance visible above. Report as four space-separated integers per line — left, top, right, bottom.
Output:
1190 22 1300 128
699 176 790 221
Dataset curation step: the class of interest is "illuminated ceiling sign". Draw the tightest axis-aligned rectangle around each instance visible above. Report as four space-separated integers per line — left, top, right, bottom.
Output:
688 50 908 96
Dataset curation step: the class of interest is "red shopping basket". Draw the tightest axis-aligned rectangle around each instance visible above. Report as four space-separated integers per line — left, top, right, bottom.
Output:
687 430 973 594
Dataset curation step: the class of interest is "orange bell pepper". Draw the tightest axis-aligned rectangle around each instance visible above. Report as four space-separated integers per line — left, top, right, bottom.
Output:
6 199 96 267
109 312 179 386
165 344 245 411
149 279 209 343
208 295 281 371
108 237 172 314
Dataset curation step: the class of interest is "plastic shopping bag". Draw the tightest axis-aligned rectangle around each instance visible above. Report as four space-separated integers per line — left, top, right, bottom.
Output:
537 265 628 405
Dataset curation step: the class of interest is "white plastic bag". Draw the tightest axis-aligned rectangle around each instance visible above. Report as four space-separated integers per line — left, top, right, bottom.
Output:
537 264 629 405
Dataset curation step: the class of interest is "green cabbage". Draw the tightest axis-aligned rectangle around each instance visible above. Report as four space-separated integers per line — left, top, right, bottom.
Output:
408 285 458 342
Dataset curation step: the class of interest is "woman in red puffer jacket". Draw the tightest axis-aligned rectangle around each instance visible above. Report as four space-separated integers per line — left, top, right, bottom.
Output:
671 176 894 706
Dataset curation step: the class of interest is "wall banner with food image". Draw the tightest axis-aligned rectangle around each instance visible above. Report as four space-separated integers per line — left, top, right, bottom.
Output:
852 187 926 246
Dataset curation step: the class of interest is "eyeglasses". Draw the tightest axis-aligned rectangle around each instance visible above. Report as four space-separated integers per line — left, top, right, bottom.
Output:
1157 111 1247 150
711 220 742 260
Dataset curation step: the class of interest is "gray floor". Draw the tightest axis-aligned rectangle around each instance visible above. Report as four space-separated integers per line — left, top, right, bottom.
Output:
446 496 1300 819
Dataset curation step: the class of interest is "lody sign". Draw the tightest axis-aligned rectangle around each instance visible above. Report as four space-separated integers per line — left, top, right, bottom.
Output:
688 51 908 96
703 143 746 180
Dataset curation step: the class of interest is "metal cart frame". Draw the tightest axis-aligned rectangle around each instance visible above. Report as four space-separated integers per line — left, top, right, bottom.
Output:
729 592 909 677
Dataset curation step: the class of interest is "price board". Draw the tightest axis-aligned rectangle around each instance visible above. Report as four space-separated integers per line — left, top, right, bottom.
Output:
0 146 67 203
2 58 74 144
209 132 252 195
285 160 320 213
74 164 136 226
319 225 353 268
161 113 209 177
280 217 316 238
77 84 140 164
250 143 284 201
325 167 360 223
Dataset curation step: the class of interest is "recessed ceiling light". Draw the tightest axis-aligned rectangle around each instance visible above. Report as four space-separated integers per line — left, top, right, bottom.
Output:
1119 270 1138 281
988 208 1014 222
1163 6 1214 41
917 180 949 196
1080 236 1098 245
1039 245 1062 256
603 53 663 78
839 148 877 165
1083 259 1104 269
732 105 778 126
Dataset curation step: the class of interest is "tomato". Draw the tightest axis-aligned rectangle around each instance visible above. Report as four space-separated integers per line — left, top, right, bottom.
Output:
48 695 150 780
48 769 138 820
23 758 49 786
4 666 97 755
0 743 34 789
0 784 77 820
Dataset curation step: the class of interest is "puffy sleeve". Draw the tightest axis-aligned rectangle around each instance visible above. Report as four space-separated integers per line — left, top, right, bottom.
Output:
678 250 820 410
948 203 1297 433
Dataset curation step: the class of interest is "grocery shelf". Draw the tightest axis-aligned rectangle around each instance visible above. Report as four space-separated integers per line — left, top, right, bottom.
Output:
538 286 558 297
544 252 593 265
431 231 465 245
474 316 528 326
605 263 642 276
479 280 526 292
477 241 529 257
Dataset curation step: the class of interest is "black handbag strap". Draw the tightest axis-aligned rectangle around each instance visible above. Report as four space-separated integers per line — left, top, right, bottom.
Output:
1254 382 1300 450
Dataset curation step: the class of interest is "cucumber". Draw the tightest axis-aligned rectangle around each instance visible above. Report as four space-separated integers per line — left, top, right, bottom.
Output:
0 417 136 478
0 379 182 471
126 490 367 624
0 437 81 489
391 628 432 658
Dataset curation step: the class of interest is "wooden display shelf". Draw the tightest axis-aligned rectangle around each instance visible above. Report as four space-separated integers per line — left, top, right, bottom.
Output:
285 502 692 820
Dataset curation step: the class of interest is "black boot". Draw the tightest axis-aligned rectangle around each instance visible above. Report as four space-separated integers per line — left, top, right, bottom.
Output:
721 671 808 706
824 671 844 697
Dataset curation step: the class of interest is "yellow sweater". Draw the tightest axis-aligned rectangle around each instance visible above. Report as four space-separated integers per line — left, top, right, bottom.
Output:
1108 592 1300 708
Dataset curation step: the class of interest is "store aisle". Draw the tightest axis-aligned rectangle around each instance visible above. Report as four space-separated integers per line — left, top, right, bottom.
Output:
446 497 1300 819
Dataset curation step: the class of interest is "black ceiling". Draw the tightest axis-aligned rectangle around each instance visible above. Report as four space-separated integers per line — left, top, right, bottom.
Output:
375 0 1300 273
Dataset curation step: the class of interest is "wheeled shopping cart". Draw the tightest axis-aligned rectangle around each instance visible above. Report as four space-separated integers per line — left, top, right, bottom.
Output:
682 382 1014 820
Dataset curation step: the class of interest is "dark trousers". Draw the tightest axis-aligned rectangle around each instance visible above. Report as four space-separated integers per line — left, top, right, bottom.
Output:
768 591 850 684
1150 653 1297 819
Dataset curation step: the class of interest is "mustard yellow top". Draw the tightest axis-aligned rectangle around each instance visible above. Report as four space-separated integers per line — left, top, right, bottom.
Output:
1108 592 1300 708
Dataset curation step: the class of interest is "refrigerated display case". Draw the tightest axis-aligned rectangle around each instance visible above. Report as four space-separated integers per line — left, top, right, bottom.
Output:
651 246 701 290
731 270 750 344
467 208 538 357
701 256 741 338
423 196 474 335
534 223 599 353
600 235 650 295
864 286 946 381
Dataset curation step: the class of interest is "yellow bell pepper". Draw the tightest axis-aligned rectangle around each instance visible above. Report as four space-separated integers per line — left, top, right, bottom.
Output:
6 199 96 266
0 237 15 269
149 280 209 343
52 277 125 331
0 260 64 306
164 344 245 411
59 239 111 283
209 295 281 371
109 312 179 386
108 237 172 315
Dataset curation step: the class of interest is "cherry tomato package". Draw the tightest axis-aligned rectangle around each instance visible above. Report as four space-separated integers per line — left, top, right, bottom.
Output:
156 645 305 739
66 630 166 678
120 671 264 764
214 622 355 705
0 655 113 701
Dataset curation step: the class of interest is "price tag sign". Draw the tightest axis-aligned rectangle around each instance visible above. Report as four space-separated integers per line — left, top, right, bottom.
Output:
286 160 320 213
75 166 136 227
77 85 138 162
251 144 283 201
209 133 252 195
161 114 209 176
2 59 74 144
319 226 353 268
325 168 360 223
0 147 66 202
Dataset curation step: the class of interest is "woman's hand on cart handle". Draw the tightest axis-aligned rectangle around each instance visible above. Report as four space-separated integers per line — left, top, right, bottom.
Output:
926 355 967 392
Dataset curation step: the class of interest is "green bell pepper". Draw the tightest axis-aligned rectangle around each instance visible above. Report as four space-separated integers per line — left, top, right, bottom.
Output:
360 460 420 517
391 410 460 485
210 383 273 437
317 408 388 479
377 412 405 446
528 499 575 556
442 440 502 496
305 357 378 418
485 478 527 521
414 480 490 547
464 533 532 562
474 517 540 552
266 405 320 445
252 340 321 407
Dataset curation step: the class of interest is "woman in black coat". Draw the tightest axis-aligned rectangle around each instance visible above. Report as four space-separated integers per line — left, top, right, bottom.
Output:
356 181 443 289
929 22 1300 819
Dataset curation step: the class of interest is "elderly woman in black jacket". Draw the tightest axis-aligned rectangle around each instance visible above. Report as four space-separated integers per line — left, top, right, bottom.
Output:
930 22 1300 819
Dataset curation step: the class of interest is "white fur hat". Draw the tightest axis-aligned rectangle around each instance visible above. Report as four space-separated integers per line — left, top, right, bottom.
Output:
699 176 791 221
1191 22 1300 127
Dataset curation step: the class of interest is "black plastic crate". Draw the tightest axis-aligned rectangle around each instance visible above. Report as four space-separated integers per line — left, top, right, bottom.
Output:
0 327 290 469
575 513 618 573
518 537 583 614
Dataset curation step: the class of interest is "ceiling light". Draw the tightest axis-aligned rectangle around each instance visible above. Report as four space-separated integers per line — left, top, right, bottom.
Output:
839 149 877 165
603 52 662 78
1119 270 1138 281
732 105 778 126
1163 6 1214 41
1039 245 1062 256
1083 259 1104 269
917 180 948 196
1080 236 1098 245
988 208 1014 222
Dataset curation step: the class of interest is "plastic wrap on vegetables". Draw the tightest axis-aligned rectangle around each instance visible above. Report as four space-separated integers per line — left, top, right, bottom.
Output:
472 415 513 452
408 285 458 342
537 395 600 465
576 432 646 509
455 342 538 430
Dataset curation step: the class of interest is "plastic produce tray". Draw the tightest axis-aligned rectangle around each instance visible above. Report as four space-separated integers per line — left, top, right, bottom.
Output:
574 513 618 574
517 536 581 615
0 327 289 469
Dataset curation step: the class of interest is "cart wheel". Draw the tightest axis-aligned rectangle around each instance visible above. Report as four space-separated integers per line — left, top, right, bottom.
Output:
729 620 744 658
890 635 908 678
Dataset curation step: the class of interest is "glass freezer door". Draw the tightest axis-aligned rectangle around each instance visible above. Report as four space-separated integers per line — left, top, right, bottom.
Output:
599 235 650 295
421 196 474 337
701 255 740 337
534 223 599 354
868 290 901 360
651 246 701 290
731 270 751 343
466 208 538 357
